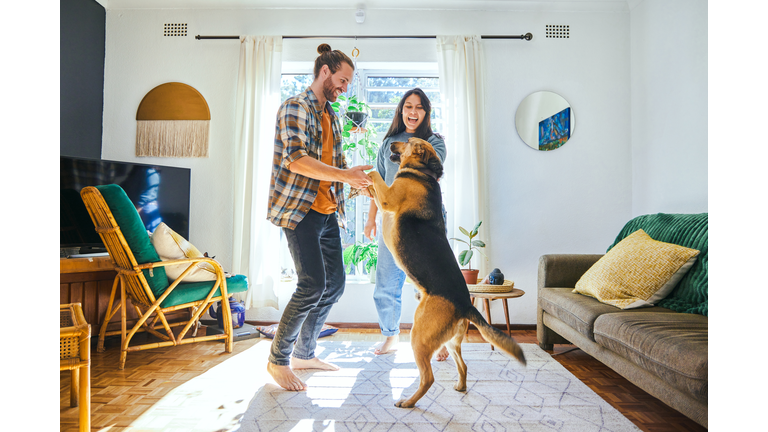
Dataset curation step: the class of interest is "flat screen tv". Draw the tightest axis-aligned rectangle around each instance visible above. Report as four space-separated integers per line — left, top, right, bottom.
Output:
61 156 191 254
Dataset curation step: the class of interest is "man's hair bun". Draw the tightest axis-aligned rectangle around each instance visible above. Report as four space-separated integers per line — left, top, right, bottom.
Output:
313 44 354 79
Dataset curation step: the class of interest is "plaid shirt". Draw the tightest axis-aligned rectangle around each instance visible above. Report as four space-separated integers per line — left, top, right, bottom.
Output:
267 88 348 229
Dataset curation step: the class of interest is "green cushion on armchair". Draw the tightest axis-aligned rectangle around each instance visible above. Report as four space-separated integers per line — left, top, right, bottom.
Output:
96 184 169 296
609 213 708 316
160 274 249 308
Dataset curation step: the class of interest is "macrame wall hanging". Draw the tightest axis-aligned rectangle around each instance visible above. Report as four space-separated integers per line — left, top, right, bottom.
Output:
135 82 211 158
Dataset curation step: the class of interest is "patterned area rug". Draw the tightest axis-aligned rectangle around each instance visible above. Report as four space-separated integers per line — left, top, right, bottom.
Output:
239 342 640 432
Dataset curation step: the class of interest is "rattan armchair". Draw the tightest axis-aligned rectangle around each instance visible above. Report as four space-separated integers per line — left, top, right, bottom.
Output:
80 185 248 369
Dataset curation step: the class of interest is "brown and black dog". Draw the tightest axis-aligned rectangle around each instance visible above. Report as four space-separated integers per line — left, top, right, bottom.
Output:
367 137 526 408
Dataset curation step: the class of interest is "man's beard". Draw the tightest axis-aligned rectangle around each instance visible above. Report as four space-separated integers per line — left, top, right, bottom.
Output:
322 75 338 102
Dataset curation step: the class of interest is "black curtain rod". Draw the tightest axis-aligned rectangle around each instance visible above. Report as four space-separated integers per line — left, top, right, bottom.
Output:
195 33 533 41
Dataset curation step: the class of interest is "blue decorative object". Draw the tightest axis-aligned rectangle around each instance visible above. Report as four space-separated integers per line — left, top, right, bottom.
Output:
489 268 505 285
209 297 246 329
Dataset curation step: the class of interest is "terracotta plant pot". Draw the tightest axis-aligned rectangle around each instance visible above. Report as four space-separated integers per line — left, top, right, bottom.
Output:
461 269 480 285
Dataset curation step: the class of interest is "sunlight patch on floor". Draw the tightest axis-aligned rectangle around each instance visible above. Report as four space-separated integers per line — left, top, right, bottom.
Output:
128 340 273 432
123 337 424 431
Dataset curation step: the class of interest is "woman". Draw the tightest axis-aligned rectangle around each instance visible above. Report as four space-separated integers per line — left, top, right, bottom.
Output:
364 88 450 360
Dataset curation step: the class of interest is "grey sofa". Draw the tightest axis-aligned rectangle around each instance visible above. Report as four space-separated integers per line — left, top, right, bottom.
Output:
536 213 708 428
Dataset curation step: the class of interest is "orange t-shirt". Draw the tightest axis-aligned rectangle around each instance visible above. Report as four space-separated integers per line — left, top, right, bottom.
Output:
310 110 337 214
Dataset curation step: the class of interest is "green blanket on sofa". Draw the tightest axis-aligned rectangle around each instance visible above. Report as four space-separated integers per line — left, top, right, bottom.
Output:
609 213 708 316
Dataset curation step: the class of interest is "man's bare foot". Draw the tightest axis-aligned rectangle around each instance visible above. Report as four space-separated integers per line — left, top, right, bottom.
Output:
291 357 340 371
267 362 307 391
435 346 449 361
374 335 399 355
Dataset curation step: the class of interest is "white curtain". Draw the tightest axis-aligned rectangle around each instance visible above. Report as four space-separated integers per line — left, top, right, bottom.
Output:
436 35 490 277
232 36 283 309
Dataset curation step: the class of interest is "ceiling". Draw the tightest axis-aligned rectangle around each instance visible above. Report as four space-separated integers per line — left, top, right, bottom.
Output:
96 0 633 11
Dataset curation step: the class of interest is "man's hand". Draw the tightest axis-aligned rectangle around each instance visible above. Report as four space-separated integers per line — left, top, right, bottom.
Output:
344 165 374 189
288 157 373 189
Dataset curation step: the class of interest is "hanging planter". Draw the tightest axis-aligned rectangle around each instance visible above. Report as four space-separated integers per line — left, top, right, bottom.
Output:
345 111 368 129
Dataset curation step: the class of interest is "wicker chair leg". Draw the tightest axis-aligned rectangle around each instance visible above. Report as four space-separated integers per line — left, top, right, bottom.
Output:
70 368 79 407
98 276 120 353
79 361 90 431
222 290 234 353
119 350 128 370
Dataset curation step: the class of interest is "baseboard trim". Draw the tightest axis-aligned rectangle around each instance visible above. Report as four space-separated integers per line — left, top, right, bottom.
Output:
242 321 535 331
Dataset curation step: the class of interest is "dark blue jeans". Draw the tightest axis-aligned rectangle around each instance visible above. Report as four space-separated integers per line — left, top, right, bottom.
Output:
268 210 346 366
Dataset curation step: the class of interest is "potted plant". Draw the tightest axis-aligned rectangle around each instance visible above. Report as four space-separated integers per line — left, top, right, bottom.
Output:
332 95 379 164
334 94 370 126
340 95 369 128
343 240 378 283
450 221 487 285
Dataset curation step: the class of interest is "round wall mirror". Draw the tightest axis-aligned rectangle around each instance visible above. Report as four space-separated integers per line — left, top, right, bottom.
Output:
515 91 575 151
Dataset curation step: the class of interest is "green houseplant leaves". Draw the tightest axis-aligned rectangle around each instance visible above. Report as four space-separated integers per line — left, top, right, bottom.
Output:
450 221 486 269
343 241 378 275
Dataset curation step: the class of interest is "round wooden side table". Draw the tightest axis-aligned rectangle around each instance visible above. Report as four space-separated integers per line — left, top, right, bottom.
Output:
468 288 525 348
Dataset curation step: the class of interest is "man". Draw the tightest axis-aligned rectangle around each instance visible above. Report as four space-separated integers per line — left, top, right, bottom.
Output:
266 44 372 391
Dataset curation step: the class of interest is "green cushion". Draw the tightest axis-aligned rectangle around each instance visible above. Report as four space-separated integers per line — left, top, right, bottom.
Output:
161 274 249 308
95 184 170 296
609 213 708 316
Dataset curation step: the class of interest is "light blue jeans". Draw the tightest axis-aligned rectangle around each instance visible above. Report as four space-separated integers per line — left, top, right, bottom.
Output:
374 224 406 337
373 205 447 337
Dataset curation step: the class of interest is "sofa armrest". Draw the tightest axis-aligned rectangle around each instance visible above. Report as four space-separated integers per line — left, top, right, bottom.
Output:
537 254 603 350
538 254 604 290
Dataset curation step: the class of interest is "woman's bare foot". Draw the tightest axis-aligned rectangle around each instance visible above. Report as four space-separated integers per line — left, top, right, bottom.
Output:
291 357 340 371
435 346 449 361
374 335 399 355
267 362 307 391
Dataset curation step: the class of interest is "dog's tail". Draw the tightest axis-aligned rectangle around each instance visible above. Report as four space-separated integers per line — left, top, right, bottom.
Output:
464 307 526 366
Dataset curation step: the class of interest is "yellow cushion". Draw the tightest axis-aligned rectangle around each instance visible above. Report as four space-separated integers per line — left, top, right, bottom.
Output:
573 229 700 309
150 223 217 282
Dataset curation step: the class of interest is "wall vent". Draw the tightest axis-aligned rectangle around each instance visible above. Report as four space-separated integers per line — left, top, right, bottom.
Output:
164 23 188 37
545 25 569 39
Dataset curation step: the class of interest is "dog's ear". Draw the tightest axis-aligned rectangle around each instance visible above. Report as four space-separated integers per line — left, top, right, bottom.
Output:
413 142 425 158
427 155 443 179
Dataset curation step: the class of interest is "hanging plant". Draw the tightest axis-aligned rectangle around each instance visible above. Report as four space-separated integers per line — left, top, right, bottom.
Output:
331 95 379 165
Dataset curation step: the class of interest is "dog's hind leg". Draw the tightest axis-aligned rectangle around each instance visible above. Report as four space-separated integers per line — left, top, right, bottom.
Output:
395 339 436 408
395 295 452 408
445 319 468 392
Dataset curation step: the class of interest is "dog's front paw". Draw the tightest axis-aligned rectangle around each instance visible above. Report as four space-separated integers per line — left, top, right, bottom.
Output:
453 383 467 392
395 398 415 408
368 171 384 182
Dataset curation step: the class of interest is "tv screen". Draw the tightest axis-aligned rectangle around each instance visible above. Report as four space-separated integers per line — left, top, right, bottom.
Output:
60 156 191 253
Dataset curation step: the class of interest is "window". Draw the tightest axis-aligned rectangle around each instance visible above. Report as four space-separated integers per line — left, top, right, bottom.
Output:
279 68 442 280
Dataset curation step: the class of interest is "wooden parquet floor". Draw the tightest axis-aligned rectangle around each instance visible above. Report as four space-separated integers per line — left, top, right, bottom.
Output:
60 329 706 431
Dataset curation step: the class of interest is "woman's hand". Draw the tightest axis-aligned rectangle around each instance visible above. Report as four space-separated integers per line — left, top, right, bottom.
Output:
364 215 377 241
364 199 378 241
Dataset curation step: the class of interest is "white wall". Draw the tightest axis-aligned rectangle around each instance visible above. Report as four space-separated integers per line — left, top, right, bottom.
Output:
100 1 704 325
630 0 708 215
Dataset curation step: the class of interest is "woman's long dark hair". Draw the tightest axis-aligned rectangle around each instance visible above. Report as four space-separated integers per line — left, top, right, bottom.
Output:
384 88 435 140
